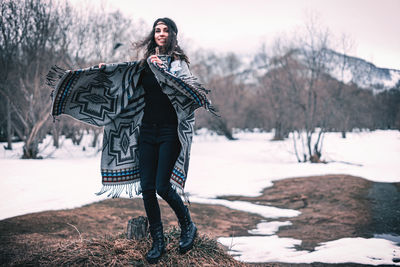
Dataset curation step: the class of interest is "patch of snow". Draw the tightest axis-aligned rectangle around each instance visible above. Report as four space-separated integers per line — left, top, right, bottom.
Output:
248 221 292 235
189 197 300 219
218 236 400 265
388 69 400 88
218 235 306 262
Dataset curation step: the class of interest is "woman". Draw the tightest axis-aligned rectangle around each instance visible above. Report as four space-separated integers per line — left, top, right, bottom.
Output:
135 18 197 263
47 18 216 264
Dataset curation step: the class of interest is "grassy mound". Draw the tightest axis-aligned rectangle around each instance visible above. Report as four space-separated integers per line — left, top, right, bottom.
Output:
13 227 245 266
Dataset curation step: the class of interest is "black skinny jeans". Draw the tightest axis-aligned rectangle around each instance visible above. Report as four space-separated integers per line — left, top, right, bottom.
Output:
138 123 186 228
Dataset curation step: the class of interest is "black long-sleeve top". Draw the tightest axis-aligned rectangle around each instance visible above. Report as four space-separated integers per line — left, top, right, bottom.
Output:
140 62 178 125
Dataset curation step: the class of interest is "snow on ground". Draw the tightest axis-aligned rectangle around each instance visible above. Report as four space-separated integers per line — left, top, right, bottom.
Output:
219 234 400 265
248 221 293 235
219 218 400 265
0 135 108 219
188 197 300 219
187 129 400 199
1 129 399 265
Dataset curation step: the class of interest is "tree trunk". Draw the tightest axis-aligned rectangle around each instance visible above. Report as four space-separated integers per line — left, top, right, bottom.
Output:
5 99 12 150
212 118 235 140
71 130 84 145
91 130 100 148
23 139 39 159
292 131 301 162
273 121 284 140
53 123 60 148
127 216 149 240
22 108 50 159
306 132 313 161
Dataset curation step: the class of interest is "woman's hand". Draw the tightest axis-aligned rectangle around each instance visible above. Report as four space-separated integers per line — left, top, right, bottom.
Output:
149 55 165 68
98 63 106 68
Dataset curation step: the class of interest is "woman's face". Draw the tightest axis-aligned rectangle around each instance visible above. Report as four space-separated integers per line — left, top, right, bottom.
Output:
154 22 169 47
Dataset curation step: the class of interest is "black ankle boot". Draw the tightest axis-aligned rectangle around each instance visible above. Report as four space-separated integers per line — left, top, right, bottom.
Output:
146 223 165 264
178 206 197 254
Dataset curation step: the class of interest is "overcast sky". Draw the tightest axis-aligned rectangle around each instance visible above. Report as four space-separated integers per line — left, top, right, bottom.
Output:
78 0 400 69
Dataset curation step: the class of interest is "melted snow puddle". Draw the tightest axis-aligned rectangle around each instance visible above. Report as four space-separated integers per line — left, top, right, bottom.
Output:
218 221 400 265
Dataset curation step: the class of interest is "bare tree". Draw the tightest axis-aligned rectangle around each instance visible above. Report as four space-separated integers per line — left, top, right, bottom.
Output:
266 16 331 162
0 0 25 149
0 0 72 158
0 0 145 157
254 39 296 139
191 51 245 139
65 1 146 67
51 1 146 148
324 34 355 138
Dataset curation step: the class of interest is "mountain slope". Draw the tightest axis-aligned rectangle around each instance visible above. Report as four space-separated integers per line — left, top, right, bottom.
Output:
235 49 400 93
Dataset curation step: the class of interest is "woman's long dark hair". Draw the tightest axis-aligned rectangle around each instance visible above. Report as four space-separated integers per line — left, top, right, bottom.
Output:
135 22 189 65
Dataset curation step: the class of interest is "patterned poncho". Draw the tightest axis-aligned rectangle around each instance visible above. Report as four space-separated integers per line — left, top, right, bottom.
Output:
47 56 216 198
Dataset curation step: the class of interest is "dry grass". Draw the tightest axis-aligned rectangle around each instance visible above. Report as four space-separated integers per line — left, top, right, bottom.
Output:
11 226 246 267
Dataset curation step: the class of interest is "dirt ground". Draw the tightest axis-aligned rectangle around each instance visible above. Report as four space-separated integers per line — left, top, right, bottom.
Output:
1 174 399 266
221 174 376 251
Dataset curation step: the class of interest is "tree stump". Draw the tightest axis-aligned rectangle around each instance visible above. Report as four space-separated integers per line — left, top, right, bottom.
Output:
126 216 149 240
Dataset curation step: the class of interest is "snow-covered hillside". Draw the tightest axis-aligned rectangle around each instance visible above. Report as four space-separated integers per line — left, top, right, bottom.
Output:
234 49 400 92
324 49 400 92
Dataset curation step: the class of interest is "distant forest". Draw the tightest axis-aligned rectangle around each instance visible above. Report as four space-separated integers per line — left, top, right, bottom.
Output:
1 0 399 161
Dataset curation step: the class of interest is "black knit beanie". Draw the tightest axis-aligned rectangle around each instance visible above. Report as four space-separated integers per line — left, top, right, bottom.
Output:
153 17 178 34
